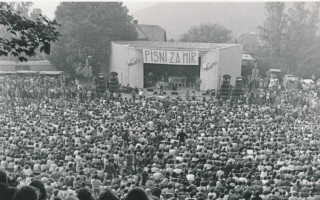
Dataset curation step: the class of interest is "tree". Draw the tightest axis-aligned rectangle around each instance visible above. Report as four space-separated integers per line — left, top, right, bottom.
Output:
258 2 319 77
47 2 137 74
284 2 319 75
0 2 60 62
0 3 49 61
12 2 33 18
301 37 320 78
258 2 287 61
180 23 232 43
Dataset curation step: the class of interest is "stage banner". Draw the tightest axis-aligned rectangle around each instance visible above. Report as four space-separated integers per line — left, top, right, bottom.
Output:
143 49 199 65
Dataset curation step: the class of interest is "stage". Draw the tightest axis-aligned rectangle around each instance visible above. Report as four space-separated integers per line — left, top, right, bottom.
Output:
109 41 242 91
122 87 208 101
142 85 208 100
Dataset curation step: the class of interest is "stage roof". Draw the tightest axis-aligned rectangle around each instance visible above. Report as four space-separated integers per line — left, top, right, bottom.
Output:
113 41 240 51
0 60 52 66
39 71 63 75
242 53 255 61
0 71 16 74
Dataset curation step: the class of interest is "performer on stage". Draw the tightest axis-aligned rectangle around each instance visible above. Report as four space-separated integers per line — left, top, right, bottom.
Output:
148 72 155 87
168 76 173 90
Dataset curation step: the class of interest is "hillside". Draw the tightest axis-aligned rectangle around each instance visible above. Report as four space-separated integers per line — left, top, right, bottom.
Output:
132 2 267 40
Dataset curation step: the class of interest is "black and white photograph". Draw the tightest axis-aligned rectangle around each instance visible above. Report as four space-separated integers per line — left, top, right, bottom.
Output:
1 1 320 200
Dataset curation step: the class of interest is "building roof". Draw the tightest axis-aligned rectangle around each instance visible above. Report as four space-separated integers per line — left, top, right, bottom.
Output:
0 71 63 75
269 69 281 73
242 53 255 61
39 71 63 75
236 33 260 52
16 71 39 74
0 71 16 74
134 23 166 41
134 25 148 40
113 41 240 51
301 79 314 84
0 60 52 66
136 24 166 41
237 33 259 41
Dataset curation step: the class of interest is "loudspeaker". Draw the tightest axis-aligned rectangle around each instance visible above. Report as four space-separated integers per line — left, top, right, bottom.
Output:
147 88 154 92
172 92 178 95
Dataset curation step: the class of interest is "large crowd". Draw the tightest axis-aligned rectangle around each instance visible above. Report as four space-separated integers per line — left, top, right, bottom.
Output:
0 74 97 101
1 74 320 200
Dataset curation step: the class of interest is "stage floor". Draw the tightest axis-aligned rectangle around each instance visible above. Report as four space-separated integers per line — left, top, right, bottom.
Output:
122 86 209 100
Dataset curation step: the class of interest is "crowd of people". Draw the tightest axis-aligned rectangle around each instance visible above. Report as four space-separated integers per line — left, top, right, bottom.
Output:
1 74 320 200
0 74 98 101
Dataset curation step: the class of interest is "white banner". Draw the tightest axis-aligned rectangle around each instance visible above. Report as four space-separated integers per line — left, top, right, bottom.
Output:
143 49 199 65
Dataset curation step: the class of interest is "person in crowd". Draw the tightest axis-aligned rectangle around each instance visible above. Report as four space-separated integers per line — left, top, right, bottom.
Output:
1 73 320 200
91 175 103 199
13 186 40 200
0 169 17 200
150 187 162 200
29 179 47 200
99 189 118 200
124 187 149 200
76 188 94 200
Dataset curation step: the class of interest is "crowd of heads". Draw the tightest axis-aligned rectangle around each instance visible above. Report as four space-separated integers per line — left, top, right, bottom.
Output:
0 74 97 101
1 74 320 200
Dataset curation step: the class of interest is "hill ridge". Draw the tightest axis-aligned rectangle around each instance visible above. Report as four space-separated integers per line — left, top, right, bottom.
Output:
132 2 267 40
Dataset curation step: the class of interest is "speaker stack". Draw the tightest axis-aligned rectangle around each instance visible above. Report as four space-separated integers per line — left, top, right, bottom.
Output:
96 77 107 94
232 77 244 98
172 85 177 90
219 75 232 100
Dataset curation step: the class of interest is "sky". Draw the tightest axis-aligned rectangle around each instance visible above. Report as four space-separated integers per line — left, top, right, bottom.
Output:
32 1 59 19
31 1 158 19
20 0 312 20
30 0 269 19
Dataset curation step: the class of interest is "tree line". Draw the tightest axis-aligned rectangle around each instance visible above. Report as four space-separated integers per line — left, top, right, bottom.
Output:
258 2 320 78
178 2 320 78
1 2 320 78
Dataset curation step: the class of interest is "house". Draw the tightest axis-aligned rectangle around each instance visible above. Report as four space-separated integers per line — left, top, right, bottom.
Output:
0 60 58 71
241 52 257 78
236 32 260 53
133 20 167 42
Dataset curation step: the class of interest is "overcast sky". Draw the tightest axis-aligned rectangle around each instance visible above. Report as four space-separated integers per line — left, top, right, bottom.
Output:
22 0 305 19
31 1 158 19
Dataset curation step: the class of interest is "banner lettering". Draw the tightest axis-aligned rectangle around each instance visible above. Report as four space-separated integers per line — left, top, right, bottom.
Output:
143 49 199 65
